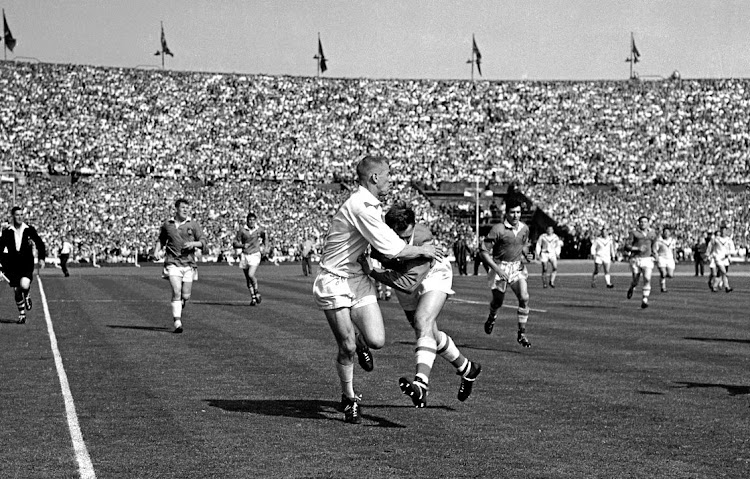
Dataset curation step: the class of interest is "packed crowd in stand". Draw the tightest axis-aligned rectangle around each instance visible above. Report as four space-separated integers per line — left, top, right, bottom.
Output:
0 61 747 261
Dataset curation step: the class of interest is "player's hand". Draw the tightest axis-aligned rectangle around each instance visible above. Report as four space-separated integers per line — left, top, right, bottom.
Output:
420 244 444 262
357 253 373 275
38 260 45 270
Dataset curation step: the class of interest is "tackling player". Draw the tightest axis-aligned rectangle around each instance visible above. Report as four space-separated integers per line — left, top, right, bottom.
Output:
312 156 439 424
0 207 46 324
233 212 266 305
624 216 658 309
535 225 562 288
360 203 481 408
480 199 533 348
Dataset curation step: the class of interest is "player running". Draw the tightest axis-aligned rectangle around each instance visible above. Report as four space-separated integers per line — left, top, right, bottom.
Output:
154 198 208 333
480 199 533 348
624 216 658 309
0 207 46 324
535 225 562 288
708 224 737 293
359 203 481 408
590 226 616 288
655 227 677 293
233 212 266 305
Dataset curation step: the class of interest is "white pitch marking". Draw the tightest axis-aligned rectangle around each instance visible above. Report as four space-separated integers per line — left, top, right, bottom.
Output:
449 297 547 313
39 278 97 479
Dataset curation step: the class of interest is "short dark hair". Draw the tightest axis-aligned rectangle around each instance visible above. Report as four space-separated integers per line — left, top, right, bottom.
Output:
505 199 522 211
384 202 415 233
10 206 22 215
638 215 649 222
175 198 189 209
247 212 257 221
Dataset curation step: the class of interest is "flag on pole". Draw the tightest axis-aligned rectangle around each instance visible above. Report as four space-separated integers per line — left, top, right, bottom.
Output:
472 36 482 76
316 38 327 73
631 36 640 63
3 10 16 52
154 22 173 57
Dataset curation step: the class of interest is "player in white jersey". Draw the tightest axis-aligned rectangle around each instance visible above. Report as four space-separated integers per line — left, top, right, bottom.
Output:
590 226 616 289
705 231 719 291
312 156 440 424
535 226 562 288
708 224 737 293
655 227 677 293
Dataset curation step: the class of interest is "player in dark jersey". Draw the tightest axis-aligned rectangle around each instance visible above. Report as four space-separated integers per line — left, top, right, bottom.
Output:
233 212 266 305
479 199 533 347
360 203 481 408
0 207 46 324
624 216 658 308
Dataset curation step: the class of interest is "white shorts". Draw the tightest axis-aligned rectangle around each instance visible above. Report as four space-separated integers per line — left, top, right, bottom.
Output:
714 257 730 268
395 259 455 311
239 252 262 269
488 261 528 293
630 256 655 275
594 255 611 266
657 257 675 270
162 265 198 282
313 270 377 310
540 252 557 263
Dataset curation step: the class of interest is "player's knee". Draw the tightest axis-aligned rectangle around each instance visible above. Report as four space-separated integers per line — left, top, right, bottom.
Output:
519 296 529 307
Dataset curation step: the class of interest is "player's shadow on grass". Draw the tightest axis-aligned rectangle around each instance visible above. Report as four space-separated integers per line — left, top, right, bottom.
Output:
395 340 514 353
107 325 172 333
0 318 21 324
205 399 406 428
674 381 750 396
684 336 750 344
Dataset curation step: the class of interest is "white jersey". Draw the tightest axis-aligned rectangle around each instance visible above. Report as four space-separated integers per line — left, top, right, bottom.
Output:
591 236 615 262
655 236 676 261
535 233 562 258
709 236 737 262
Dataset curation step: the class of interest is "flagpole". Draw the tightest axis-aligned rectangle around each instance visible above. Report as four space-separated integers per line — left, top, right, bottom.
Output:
317 33 320 77
160 22 165 69
629 32 634 80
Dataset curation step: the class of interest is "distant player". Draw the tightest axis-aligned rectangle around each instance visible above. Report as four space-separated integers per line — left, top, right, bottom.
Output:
233 212 266 305
655 227 677 293
0 207 46 324
708 224 737 293
705 231 718 291
360 203 481 408
480 199 533 348
624 216 657 309
535 225 562 288
313 156 439 424
590 226 616 288
154 198 207 333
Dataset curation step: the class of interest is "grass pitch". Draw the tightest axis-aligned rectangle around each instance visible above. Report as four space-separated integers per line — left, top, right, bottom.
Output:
1 261 748 478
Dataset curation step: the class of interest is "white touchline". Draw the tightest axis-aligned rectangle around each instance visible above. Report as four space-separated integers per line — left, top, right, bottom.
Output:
39 278 97 479
449 297 547 313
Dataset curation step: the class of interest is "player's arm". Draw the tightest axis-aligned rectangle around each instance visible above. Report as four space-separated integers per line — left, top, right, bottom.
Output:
479 235 508 280
187 222 209 254
534 237 542 259
356 206 440 262
359 253 430 294
153 226 167 260
232 230 244 250
27 227 47 268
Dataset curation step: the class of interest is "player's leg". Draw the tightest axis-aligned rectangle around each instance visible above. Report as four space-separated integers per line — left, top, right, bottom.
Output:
510 278 531 347
717 263 732 292
591 261 600 287
549 257 558 287
640 263 653 308
485 288 505 335
13 276 32 323
602 261 613 288
627 262 640 299
168 272 185 333
324 307 363 423
247 263 261 304
658 265 668 292
540 260 548 288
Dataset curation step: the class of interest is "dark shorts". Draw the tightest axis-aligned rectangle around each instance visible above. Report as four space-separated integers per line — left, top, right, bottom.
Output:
5 269 34 288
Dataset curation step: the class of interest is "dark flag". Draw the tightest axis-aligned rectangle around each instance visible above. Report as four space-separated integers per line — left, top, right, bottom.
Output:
317 38 327 73
3 10 16 53
631 36 640 63
154 23 173 57
472 36 482 76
